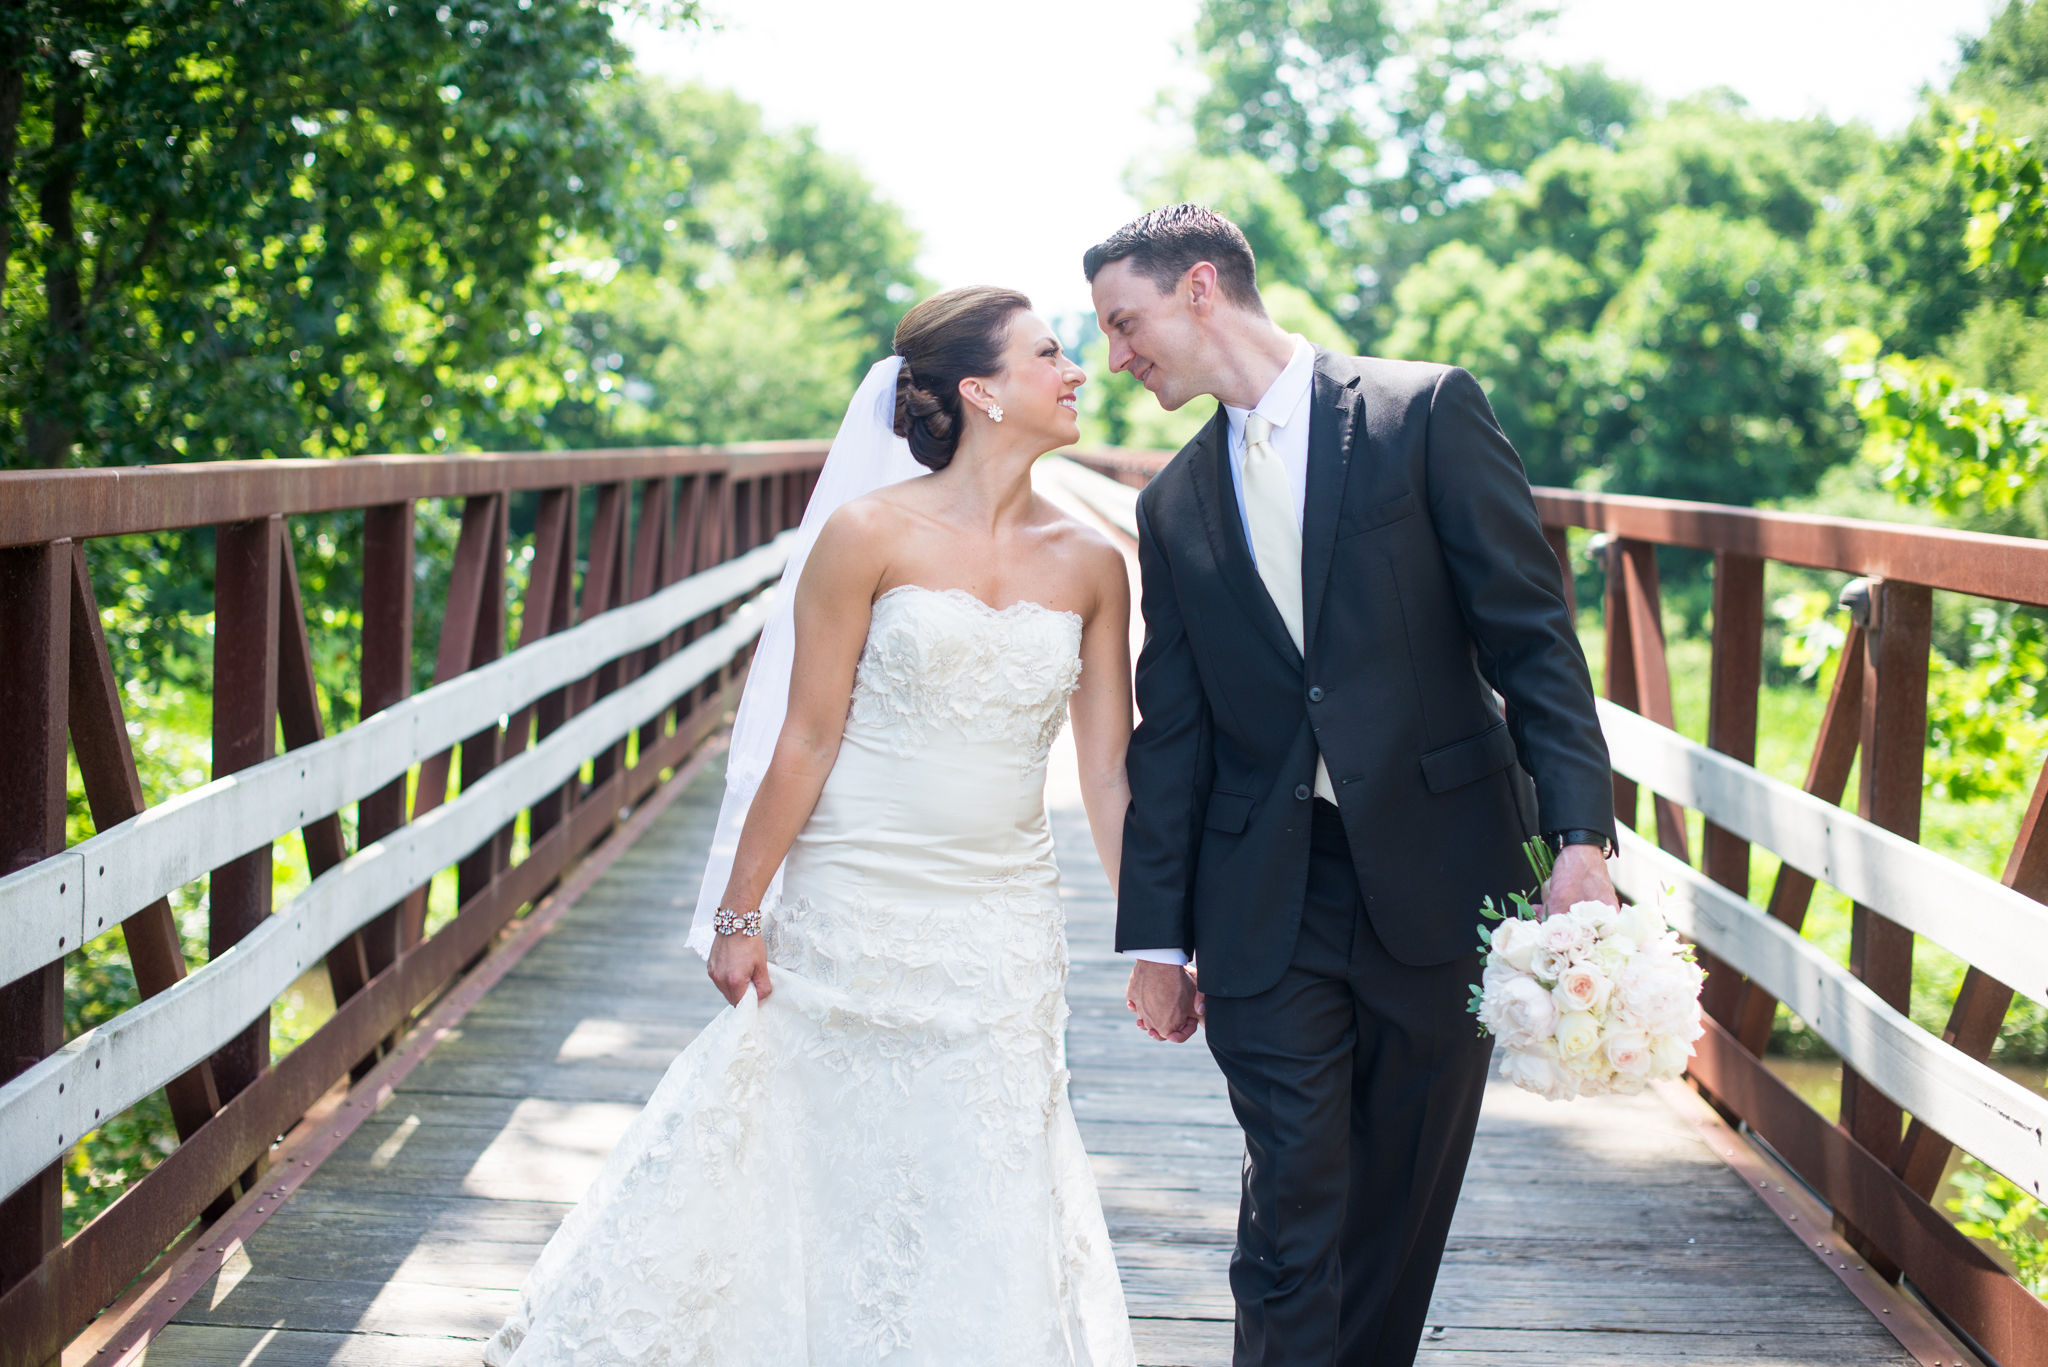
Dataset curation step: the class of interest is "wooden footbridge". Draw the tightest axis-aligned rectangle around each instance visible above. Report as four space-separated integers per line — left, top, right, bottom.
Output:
0 443 2041 1366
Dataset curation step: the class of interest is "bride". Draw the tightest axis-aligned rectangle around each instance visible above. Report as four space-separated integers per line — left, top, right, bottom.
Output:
483 286 1140 1366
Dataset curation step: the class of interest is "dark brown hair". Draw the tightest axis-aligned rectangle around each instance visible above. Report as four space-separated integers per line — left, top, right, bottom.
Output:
1082 204 1264 312
892 286 1032 471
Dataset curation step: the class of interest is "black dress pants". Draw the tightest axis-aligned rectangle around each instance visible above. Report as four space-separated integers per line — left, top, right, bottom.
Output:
1203 800 1492 1367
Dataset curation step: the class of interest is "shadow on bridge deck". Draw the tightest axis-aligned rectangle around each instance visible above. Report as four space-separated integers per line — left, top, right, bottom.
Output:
131 755 1928 1367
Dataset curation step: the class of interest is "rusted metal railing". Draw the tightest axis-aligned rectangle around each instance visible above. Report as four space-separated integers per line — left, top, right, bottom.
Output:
1064 448 2048 1364
9 436 2048 1365
1541 488 2048 1365
0 443 828 1366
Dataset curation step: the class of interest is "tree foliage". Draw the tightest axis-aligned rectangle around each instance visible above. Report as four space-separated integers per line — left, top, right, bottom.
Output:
0 0 703 470
1951 112 2048 285
535 82 923 449
1184 0 1646 332
1950 1157 2048 1295
1833 328 2048 514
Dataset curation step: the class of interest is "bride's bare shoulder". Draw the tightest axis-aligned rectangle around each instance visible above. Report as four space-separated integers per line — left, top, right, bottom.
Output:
805 489 924 575
1034 501 1128 594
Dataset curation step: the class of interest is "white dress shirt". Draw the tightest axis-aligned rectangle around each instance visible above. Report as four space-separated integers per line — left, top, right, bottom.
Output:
1126 337 1318 968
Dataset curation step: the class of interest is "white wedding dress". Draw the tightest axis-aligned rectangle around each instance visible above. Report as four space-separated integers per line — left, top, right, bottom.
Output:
484 585 1136 1367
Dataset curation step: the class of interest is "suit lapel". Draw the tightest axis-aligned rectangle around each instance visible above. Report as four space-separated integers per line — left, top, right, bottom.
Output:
1187 402 1302 666
1301 353 1361 655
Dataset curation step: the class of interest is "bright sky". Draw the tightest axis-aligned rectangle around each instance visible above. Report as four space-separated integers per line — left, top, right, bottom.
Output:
633 0 1993 319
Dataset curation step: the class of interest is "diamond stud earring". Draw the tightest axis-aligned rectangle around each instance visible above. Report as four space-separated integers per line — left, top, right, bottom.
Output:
988 401 1004 423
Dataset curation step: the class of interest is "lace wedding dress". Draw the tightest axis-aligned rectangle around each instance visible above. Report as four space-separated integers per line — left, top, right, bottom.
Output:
484 585 1136 1367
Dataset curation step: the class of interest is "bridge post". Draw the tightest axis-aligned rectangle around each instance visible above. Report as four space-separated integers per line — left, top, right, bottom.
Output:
1601 540 1639 835
528 488 581 848
454 499 509 910
1606 540 1689 859
1837 577 1932 1269
499 487 576 877
580 484 630 805
1699 552 1763 1026
207 517 282 1167
0 541 69 1359
629 478 675 764
347 501 416 1075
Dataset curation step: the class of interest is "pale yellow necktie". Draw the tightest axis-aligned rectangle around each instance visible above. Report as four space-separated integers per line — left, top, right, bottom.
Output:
1243 414 1336 802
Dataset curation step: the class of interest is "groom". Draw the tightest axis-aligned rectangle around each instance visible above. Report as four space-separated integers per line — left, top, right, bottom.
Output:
1088 205 1619 1366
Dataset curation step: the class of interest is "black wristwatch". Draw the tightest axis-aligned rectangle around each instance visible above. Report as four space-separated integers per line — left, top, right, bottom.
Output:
1545 828 1613 857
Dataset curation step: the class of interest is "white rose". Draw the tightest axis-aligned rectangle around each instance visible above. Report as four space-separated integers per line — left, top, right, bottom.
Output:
1475 961 1521 1037
1552 962 1613 1017
1616 955 1704 1036
1616 902 1667 948
1539 913 1596 960
1488 917 1541 972
1555 1010 1604 1063
1603 1028 1653 1078
1491 973 1561 1050
1591 941 1632 975
1648 1034 1694 1080
1569 1061 1613 1096
1568 900 1623 936
1499 1040 1579 1102
1607 1072 1648 1095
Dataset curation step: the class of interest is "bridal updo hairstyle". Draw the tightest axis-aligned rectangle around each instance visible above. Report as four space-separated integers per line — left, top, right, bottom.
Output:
892 286 1032 472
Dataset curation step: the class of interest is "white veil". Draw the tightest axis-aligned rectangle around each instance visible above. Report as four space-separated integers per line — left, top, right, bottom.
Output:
688 355 927 955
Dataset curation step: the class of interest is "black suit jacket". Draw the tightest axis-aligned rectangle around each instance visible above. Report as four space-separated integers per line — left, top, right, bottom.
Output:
1115 350 1615 996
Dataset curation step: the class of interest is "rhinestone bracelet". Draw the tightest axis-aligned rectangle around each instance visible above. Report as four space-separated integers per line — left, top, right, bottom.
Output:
713 906 763 937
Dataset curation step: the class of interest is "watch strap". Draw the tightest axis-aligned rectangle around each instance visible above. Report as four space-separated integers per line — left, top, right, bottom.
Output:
1546 827 1612 855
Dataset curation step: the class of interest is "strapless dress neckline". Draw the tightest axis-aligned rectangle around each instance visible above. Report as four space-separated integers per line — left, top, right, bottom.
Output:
874 582 1084 630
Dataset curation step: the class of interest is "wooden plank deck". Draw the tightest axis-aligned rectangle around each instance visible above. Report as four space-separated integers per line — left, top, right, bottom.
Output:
132 755 1925 1366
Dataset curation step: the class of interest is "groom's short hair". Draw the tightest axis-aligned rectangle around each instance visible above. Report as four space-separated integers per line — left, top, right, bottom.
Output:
1083 205 1265 313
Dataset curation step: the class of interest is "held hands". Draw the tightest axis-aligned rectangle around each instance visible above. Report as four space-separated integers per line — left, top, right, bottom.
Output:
1541 842 1619 919
1126 959 1203 1043
707 929 773 1007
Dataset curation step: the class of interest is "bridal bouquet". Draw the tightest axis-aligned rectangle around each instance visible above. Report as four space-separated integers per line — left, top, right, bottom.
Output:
1469 842 1705 1102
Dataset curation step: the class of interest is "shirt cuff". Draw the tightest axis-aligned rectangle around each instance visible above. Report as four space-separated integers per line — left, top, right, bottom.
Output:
1122 947 1190 967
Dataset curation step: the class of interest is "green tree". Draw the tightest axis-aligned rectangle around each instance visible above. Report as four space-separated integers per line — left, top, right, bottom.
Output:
1 0 693 471
1553 208 1848 505
1377 103 1864 504
1381 241 1596 486
1183 0 1647 338
532 81 924 448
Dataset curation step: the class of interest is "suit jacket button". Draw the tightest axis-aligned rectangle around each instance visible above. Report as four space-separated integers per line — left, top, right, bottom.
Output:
1308 686 1324 702
1293 783 1311 801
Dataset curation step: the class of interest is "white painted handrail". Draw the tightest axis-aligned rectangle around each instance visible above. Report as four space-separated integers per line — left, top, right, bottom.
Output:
1612 827 2048 1196
0 534 794 990
1598 699 2048 1011
0 589 774 1203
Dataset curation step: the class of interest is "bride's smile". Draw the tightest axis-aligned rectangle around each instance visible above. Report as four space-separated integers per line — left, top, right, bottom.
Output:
965 312 1087 450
